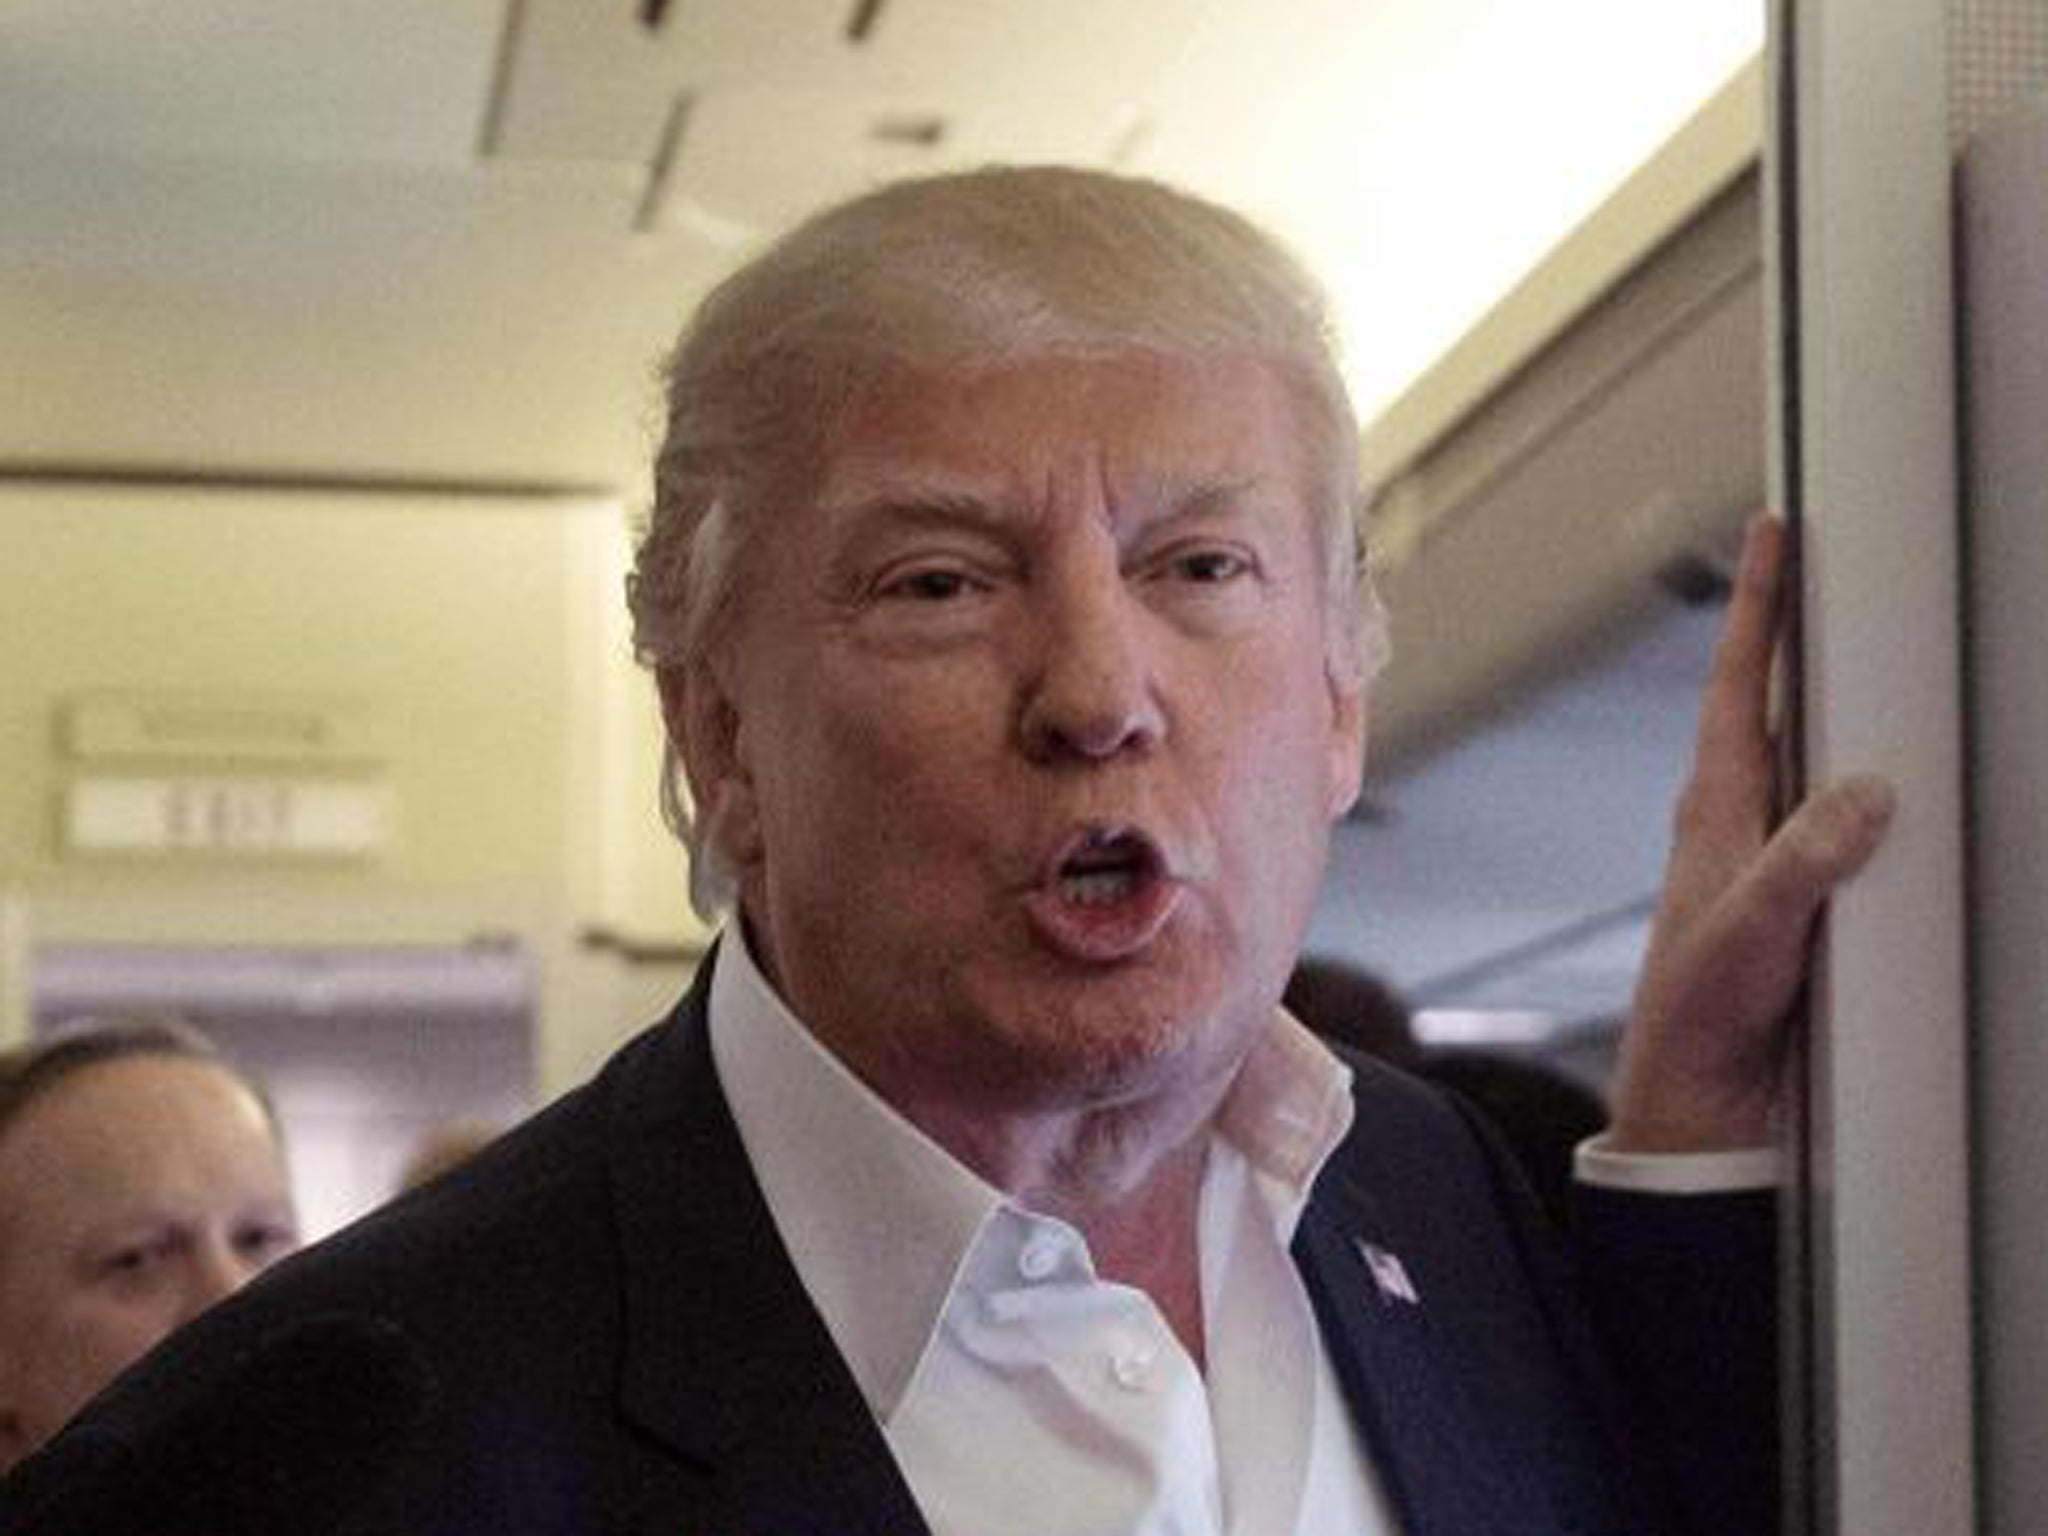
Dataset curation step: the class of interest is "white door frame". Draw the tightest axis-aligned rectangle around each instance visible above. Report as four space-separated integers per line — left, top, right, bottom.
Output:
1775 2 1975 1531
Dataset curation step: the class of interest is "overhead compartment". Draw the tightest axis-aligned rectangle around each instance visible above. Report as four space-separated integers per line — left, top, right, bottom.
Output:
1361 64 1763 771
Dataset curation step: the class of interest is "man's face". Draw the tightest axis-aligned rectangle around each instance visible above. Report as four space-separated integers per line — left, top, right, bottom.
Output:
0 1057 299 1469
680 353 1366 1125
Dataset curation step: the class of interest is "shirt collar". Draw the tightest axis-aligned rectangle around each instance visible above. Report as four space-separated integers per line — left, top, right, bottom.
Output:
706 923 1356 1421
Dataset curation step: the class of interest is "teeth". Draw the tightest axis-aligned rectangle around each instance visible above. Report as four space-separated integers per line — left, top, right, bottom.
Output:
1062 868 1136 906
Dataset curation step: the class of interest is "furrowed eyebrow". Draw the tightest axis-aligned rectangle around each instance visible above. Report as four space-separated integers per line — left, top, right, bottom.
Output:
821 488 1014 535
814 471 1273 559
814 488 1018 598
1167 476 1266 520
1115 477 1276 549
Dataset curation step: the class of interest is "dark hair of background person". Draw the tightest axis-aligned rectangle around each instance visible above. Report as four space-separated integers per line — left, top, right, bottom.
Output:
1284 956 1608 1228
0 1015 270 1143
1414 1048 1608 1230
1282 955 1423 1067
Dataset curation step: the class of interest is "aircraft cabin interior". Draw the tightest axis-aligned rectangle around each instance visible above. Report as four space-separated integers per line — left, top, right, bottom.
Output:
0 0 1764 1230
4 3 2045 1531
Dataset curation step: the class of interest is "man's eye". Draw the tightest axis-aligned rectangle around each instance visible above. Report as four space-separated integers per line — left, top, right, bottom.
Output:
1166 548 1253 583
236 1222 300 1263
881 567 979 602
99 1238 171 1279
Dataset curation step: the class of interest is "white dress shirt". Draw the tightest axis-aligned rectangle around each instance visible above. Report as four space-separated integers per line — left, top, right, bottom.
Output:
709 926 1401 1536
707 926 1777 1536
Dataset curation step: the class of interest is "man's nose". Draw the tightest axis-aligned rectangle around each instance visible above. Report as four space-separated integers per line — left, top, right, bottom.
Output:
1018 565 1166 763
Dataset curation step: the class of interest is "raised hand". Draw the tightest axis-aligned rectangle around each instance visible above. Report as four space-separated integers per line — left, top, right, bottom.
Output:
1606 514 1896 1152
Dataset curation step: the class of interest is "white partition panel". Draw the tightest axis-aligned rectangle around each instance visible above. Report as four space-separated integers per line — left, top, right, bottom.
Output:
1778 1 1975 1532
1960 103 2048 1536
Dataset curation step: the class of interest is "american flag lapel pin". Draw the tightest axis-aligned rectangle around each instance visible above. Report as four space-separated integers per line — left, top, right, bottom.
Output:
1356 1240 1421 1306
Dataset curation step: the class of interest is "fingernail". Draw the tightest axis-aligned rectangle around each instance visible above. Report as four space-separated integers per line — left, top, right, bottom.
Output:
1740 512 1781 575
1843 775 1898 824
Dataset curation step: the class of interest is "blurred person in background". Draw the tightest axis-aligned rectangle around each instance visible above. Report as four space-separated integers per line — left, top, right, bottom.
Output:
1284 957 1609 1229
1281 954 1422 1066
0 1016 298 1472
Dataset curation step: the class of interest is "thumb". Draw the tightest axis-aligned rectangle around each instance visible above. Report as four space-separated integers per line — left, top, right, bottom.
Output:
1743 775 1896 930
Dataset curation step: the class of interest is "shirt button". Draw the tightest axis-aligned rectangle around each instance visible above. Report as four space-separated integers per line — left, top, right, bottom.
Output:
1108 1340 1157 1391
1018 1236 1062 1281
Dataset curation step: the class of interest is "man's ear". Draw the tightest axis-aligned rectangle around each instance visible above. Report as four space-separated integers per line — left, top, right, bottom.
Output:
656 661 763 869
1324 659 1369 822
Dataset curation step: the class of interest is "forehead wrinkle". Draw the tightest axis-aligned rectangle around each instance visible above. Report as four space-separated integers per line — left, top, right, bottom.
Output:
812 442 1029 539
1167 474 1270 520
813 378 1294 560
817 483 1018 537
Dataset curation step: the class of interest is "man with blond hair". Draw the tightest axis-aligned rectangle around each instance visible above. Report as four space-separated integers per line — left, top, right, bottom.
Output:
0 166 1890 1536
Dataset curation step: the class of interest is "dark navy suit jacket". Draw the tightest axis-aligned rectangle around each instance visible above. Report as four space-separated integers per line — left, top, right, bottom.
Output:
0 953 1774 1535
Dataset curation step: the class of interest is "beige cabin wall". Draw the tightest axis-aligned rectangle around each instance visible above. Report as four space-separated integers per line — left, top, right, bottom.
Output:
0 483 704 1092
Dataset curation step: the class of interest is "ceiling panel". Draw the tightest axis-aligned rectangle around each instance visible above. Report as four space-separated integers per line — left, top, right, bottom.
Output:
485 0 853 165
488 0 1195 234
0 0 507 164
641 85 1143 238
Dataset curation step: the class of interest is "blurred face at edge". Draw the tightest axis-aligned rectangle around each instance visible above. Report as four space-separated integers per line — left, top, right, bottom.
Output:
679 351 1368 1126
0 1055 300 1470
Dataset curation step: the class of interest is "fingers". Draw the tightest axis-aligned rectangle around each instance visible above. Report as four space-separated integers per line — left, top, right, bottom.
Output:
1738 774 1897 931
1610 774 1896 1152
1693 513 1787 775
1614 510 1897 1156
1667 515 1786 862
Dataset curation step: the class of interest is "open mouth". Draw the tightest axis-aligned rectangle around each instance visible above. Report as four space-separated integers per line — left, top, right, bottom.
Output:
1056 829 1162 908
1024 826 1180 962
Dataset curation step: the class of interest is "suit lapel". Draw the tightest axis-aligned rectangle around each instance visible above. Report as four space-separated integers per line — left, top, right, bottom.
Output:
604 952 933 1536
590 962 1607 1536
1294 1172 1531 1536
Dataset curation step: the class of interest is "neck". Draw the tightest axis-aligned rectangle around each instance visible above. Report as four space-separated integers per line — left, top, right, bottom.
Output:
909 1084 1220 1368
1062 1133 1209 1370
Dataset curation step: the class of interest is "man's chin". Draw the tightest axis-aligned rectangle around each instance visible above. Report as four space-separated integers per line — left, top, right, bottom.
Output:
955 971 1264 1112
